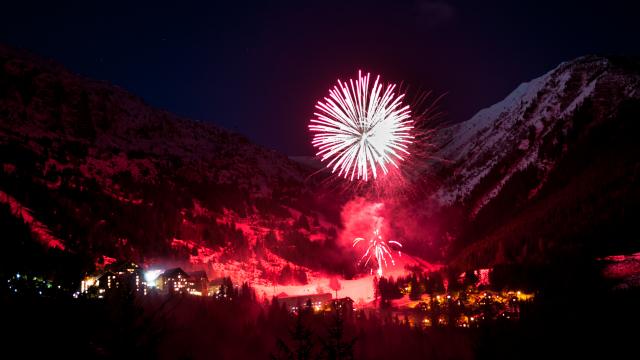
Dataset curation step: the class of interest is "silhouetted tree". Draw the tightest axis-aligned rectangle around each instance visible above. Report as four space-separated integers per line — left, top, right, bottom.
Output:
409 275 423 301
321 302 355 360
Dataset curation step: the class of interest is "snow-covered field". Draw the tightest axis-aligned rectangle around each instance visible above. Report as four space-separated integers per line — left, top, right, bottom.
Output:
253 253 440 307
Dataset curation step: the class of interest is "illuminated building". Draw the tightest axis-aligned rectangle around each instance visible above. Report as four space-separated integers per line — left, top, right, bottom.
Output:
157 268 191 294
94 271 118 298
80 261 146 297
277 293 333 313
80 276 97 294
332 297 354 314
108 262 145 294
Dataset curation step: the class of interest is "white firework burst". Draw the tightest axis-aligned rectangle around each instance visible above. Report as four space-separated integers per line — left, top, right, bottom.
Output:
309 71 414 181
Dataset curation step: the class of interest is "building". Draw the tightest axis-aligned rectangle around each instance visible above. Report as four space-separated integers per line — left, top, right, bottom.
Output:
78 263 225 298
107 261 145 294
80 275 97 294
80 261 147 298
277 293 333 312
157 268 191 294
332 297 354 314
93 271 118 298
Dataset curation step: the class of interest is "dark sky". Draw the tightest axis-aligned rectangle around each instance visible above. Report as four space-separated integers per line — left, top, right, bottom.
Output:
1 0 639 155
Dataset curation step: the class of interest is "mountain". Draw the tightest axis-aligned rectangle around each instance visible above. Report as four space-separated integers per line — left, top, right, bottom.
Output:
0 44 351 283
2 43 639 283
428 55 640 270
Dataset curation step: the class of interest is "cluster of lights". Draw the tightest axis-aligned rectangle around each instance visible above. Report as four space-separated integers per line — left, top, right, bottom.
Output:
404 288 533 329
166 274 189 293
7 273 63 297
79 267 216 298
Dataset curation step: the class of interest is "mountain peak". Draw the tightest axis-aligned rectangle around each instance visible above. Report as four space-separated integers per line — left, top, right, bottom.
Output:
418 55 640 268
434 54 640 209
0 43 350 281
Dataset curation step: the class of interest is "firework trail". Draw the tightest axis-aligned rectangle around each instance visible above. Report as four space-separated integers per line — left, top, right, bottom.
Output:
353 224 402 277
309 71 414 181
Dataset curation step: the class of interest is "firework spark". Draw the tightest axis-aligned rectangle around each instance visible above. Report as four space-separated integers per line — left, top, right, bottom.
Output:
309 71 414 181
353 226 402 277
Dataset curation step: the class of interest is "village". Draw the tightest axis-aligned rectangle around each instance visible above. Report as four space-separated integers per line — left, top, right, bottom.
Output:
5 259 535 330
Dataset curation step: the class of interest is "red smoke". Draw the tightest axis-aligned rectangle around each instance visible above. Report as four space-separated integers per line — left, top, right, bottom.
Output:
339 197 392 248
337 194 444 263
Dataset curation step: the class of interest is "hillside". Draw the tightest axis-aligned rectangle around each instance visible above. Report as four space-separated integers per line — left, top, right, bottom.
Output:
430 56 640 269
2 44 639 283
0 44 352 283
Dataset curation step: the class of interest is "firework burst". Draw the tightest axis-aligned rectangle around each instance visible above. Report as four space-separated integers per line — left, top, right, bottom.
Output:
309 71 414 181
353 226 402 277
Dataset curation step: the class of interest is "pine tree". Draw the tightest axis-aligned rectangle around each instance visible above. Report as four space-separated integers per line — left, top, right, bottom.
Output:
321 302 356 360
409 276 422 301
292 312 314 360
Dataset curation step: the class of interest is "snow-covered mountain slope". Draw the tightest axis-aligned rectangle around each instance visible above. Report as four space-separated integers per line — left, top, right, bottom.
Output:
0 44 308 197
2 43 639 275
435 56 640 215
0 44 350 279
429 56 640 268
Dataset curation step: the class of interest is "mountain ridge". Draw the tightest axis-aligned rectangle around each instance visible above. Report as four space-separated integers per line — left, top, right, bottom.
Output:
0 42 352 283
428 55 640 269
1 43 639 279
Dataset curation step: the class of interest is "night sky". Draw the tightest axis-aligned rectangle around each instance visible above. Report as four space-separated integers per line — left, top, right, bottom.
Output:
1 0 638 155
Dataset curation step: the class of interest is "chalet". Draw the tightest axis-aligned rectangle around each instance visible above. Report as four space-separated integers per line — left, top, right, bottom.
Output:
332 297 354 314
108 261 145 294
157 268 191 294
93 271 118 298
80 275 97 294
79 263 217 298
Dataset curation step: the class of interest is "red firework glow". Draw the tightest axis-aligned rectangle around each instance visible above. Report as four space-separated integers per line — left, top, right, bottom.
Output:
307 72 439 284
341 198 403 277
353 223 402 277
309 71 414 181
